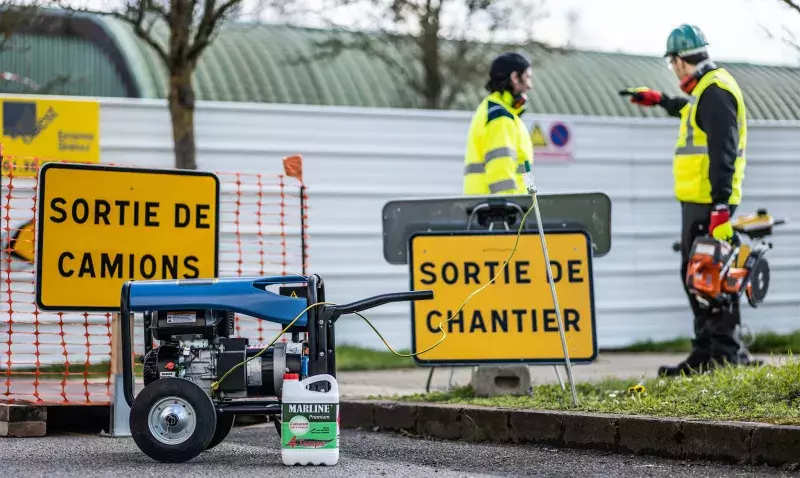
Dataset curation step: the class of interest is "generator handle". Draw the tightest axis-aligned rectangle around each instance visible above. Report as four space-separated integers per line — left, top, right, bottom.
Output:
332 290 434 316
120 281 135 408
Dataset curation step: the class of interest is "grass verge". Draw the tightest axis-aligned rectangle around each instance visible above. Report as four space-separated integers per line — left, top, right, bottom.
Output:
392 355 800 426
615 330 800 354
18 329 800 375
335 345 414 371
9 361 145 380
8 345 413 377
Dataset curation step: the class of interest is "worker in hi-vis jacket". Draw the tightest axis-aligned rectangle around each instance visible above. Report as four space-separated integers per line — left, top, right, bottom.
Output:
621 24 758 376
463 52 534 196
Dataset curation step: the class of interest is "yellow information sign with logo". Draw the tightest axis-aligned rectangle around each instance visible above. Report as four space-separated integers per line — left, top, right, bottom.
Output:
35 163 220 311
0 95 100 177
408 230 597 365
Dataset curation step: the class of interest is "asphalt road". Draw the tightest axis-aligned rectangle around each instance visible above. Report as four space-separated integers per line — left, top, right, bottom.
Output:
0 423 794 477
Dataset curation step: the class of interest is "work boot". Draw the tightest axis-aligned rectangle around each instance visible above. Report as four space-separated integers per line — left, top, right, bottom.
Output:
706 309 762 370
659 313 714 377
657 348 711 377
738 348 764 367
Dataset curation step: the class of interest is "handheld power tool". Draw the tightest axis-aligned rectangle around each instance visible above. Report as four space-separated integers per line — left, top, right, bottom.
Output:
682 209 787 310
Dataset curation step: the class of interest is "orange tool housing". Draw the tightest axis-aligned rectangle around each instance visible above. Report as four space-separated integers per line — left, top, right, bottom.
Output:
684 209 786 309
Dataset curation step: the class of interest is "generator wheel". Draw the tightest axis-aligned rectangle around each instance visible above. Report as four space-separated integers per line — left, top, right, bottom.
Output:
747 258 770 308
206 413 235 450
130 378 217 463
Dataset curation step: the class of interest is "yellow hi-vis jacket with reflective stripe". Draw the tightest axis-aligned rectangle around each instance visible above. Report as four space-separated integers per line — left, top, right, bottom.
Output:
463 92 533 195
673 68 747 205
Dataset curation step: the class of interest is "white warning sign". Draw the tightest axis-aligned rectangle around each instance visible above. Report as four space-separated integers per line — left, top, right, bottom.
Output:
531 124 548 148
528 119 574 162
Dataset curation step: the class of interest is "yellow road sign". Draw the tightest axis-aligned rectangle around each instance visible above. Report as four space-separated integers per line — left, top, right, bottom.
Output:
1 95 100 177
408 230 597 365
35 163 220 311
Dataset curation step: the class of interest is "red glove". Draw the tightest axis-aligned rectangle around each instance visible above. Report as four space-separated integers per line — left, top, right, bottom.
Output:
619 87 663 107
709 204 734 241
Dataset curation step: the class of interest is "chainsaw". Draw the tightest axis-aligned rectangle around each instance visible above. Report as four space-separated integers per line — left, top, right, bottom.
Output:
676 209 787 309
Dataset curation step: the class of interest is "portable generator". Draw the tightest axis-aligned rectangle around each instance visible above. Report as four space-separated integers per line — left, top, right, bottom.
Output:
118 274 433 463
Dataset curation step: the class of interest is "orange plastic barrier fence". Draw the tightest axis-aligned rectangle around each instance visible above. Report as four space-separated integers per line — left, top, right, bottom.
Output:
0 155 308 405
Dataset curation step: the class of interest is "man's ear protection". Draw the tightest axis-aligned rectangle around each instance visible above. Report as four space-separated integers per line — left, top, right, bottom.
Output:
507 71 527 109
512 92 527 109
679 60 716 94
680 73 700 93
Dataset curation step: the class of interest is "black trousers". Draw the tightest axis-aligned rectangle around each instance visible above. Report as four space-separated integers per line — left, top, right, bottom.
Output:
679 202 744 362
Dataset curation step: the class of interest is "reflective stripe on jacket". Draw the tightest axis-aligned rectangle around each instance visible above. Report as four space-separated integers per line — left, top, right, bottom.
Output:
673 68 747 205
463 92 533 195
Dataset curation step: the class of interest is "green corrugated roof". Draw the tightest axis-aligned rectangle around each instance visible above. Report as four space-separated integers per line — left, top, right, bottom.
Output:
110 17 422 109
0 32 129 97
109 18 800 120
6 8 800 120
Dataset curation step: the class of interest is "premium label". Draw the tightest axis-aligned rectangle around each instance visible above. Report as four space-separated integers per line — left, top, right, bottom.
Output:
281 402 338 450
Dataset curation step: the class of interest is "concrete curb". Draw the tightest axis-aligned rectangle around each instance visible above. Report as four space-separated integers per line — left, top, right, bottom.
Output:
0 402 47 437
339 399 800 468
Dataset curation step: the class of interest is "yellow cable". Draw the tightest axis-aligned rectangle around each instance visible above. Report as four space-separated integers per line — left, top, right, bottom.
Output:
211 202 535 388
356 202 535 357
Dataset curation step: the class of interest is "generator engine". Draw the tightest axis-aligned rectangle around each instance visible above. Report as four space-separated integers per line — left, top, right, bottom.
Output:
139 309 306 399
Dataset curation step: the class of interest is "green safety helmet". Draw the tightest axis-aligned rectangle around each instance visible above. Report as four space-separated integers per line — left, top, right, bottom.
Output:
664 24 709 58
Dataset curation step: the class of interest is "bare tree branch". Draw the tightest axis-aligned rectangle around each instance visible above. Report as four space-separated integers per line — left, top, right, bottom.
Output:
125 6 170 65
264 0 571 109
35 74 73 94
0 1 46 51
49 0 171 64
41 0 244 169
301 31 426 95
275 4 426 97
0 3 79 95
187 0 242 62
778 0 800 15
761 1 800 64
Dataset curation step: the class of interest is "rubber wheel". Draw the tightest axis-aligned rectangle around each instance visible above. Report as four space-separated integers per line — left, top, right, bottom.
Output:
206 413 235 450
747 258 770 308
130 378 217 463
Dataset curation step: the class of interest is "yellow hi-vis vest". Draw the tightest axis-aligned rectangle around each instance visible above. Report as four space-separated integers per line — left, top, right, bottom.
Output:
463 92 533 195
673 67 747 205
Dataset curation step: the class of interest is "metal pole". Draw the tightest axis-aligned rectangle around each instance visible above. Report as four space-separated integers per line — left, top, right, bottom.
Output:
526 175 578 406
500 216 563 392
299 184 308 345
553 364 565 390
299 185 307 275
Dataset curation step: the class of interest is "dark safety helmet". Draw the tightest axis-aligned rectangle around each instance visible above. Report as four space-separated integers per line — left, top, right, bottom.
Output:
664 24 709 58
